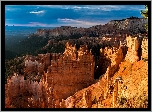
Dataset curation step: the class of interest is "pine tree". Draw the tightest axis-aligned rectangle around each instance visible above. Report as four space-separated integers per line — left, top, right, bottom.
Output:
141 5 148 31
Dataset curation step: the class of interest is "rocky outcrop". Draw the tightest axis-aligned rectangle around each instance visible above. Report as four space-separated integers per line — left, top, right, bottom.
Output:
99 46 124 100
125 36 140 63
44 42 95 101
5 74 43 108
99 45 124 80
62 59 148 108
114 60 148 108
107 18 147 33
63 42 77 60
141 37 148 59
125 34 148 63
5 73 63 108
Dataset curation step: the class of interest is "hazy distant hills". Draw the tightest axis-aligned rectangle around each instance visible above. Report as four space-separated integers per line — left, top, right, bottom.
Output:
5 26 55 38
5 27 55 60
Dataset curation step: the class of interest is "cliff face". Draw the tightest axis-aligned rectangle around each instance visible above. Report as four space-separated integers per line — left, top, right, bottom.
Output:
61 60 148 108
95 44 124 80
58 35 148 108
5 41 96 108
44 42 95 101
5 34 148 108
125 36 140 63
125 35 148 63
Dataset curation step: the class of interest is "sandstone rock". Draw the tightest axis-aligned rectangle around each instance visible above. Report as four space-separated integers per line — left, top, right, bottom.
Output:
125 35 140 63
141 37 148 59
42 42 95 101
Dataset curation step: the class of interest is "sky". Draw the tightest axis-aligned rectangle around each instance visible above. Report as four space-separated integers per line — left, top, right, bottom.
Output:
5 5 145 28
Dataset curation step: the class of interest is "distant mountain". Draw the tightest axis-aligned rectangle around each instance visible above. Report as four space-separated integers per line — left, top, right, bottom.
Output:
5 18 148 60
33 18 148 38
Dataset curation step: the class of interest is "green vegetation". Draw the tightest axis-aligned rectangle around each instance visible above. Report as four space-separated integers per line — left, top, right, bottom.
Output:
136 94 148 108
141 5 148 31
5 57 25 83
5 34 84 60
142 57 148 62
5 35 49 60
117 91 148 108
5 49 19 60
128 16 139 19
117 96 127 105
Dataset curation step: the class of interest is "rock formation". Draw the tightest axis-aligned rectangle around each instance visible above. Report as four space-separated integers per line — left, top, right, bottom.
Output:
112 76 123 107
125 35 140 63
141 37 148 59
44 42 95 101
5 33 148 108
125 34 148 63
62 58 148 108
63 42 77 60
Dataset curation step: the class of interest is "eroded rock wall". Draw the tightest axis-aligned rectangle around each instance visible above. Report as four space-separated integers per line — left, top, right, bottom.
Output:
141 37 148 59
44 43 95 101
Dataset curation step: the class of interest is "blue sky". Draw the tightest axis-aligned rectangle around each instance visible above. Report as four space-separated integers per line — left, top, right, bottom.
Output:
5 5 145 28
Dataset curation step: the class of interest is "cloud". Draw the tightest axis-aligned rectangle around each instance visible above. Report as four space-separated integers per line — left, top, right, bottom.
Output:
28 22 47 26
57 18 104 27
60 5 145 12
127 7 145 11
6 19 13 20
29 10 45 14
5 7 21 11
35 5 63 8
5 5 145 28
50 5 124 11
34 5 123 11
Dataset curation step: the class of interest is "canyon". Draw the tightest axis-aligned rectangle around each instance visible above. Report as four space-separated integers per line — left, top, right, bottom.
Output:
5 33 148 108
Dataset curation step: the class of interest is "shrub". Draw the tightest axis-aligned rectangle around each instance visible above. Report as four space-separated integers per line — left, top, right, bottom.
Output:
117 96 127 105
142 58 148 62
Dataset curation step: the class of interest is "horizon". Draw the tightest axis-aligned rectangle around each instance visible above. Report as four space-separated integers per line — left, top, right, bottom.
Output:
5 5 145 28
5 17 145 28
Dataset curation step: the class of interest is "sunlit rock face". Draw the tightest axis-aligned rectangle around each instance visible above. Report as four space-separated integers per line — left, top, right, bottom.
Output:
98 45 124 80
5 41 96 108
44 42 95 101
125 36 140 63
62 56 148 108
141 37 148 59
63 42 77 60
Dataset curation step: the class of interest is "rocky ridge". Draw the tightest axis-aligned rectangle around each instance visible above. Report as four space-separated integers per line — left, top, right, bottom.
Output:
32 18 147 39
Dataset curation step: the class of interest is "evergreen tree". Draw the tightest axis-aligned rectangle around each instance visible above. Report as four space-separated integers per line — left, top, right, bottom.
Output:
141 5 148 31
